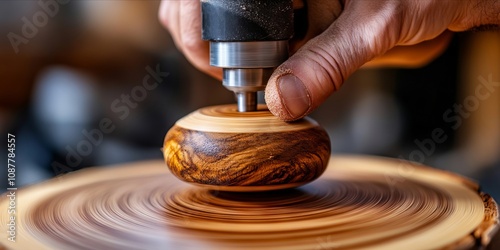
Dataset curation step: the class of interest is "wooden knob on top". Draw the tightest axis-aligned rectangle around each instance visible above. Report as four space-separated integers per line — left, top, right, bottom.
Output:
162 104 331 191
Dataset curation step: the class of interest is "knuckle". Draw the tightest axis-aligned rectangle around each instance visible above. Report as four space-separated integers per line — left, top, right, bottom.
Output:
305 43 344 92
180 31 205 53
158 12 166 25
158 8 170 29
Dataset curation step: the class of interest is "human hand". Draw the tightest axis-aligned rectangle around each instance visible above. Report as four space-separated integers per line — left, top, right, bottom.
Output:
159 0 222 79
159 0 500 121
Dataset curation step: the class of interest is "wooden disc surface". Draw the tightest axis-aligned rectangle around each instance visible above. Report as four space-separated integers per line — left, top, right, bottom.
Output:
0 155 498 250
174 104 319 133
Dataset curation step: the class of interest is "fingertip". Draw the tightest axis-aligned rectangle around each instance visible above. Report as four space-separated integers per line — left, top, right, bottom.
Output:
266 70 312 122
266 76 293 121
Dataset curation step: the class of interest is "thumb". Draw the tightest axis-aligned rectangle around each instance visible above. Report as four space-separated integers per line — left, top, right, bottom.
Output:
265 1 399 121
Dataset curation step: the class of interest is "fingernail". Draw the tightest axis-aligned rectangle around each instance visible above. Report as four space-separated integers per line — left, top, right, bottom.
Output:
277 74 310 119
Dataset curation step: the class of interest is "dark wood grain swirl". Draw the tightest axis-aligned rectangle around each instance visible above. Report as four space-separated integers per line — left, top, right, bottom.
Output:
162 105 331 191
164 126 330 190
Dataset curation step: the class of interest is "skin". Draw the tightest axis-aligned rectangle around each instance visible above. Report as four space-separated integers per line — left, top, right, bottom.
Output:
159 0 500 121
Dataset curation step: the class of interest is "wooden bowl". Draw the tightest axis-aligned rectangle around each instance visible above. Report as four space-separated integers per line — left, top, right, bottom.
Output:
162 104 331 191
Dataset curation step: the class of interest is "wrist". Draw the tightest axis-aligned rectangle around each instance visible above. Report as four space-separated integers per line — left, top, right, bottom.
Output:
450 0 500 31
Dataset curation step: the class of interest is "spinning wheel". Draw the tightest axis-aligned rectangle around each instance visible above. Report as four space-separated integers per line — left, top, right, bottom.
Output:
0 155 497 249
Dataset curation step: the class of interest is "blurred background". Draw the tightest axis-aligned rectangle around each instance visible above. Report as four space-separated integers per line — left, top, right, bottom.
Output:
0 1 499 198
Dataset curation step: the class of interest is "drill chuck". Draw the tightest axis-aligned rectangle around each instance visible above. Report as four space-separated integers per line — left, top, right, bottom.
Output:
210 41 288 111
201 0 294 112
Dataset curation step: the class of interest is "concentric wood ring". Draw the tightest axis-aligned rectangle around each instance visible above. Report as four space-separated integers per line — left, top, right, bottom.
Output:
0 155 497 250
175 104 318 133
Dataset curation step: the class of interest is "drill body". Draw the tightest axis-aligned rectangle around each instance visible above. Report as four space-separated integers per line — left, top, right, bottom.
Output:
201 0 294 112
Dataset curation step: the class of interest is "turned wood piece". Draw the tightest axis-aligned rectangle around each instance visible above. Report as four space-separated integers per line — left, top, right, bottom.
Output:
162 104 331 191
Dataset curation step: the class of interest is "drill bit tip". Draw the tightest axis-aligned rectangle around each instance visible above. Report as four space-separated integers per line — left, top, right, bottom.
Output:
236 92 257 112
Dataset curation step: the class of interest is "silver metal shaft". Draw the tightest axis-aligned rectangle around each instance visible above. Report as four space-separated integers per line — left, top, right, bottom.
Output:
209 41 289 112
236 92 257 112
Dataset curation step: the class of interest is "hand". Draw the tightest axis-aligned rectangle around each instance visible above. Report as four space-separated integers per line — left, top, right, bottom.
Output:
159 0 222 79
159 0 500 121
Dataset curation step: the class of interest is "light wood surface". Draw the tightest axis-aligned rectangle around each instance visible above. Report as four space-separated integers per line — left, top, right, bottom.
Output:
0 155 497 250
163 105 331 191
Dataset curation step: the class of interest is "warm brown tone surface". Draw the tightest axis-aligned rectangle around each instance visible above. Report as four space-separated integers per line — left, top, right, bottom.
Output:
163 105 331 191
0 155 498 250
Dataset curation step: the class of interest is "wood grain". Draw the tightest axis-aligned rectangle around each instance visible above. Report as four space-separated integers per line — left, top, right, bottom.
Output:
0 155 497 250
163 105 331 191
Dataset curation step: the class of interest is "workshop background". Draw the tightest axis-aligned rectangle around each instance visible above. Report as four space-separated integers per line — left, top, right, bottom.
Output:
1 1 499 198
